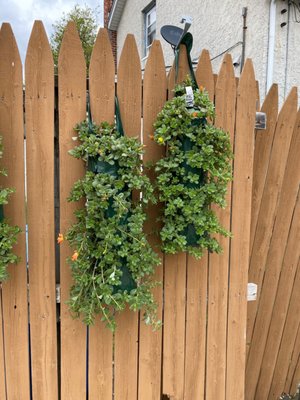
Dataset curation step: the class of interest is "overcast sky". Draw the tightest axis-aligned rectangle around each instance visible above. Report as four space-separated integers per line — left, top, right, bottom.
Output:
0 0 104 64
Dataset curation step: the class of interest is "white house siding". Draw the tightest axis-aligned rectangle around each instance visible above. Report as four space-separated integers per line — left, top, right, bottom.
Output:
115 0 300 104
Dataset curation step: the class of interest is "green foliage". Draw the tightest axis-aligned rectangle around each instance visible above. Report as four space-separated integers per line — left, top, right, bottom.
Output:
0 137 20 281
154 79 233 259
50 4 98 71
66 121 161 331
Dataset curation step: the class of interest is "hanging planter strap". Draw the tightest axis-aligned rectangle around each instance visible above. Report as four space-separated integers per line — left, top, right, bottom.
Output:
175 32 198 88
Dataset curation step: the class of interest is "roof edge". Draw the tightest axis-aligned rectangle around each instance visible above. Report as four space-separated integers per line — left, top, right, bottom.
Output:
108 0 127 30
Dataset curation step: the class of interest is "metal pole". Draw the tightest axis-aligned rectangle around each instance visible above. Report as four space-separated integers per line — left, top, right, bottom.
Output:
241 7 248 73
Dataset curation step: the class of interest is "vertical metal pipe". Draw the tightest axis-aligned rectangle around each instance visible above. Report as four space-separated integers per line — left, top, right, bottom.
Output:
240 7 248 73
266 0 277 92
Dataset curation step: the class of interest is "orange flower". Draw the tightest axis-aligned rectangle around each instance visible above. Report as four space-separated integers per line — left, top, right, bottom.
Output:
57 233 64 244
192 111 198 118
199 85 204 92
149 134 155 141
71 251 79 261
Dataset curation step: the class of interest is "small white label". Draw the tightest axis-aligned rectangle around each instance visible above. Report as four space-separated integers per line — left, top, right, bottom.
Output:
247 283 257 301
185 86 194 107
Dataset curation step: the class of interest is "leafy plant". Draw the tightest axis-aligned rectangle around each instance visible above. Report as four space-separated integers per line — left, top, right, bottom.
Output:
50 4 99 72
0 137 20 281
64 120 161 331
153 79 233 259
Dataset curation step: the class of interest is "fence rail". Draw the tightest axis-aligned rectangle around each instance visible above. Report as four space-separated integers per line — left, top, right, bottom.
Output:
0 20 299 400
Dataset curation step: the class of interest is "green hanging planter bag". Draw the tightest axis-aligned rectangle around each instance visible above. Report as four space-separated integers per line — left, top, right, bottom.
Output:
65 97 160 330
154 33 233 259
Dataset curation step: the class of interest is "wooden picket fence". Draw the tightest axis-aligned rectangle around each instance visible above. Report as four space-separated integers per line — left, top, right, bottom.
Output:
246 82 300 399
0 19 298 400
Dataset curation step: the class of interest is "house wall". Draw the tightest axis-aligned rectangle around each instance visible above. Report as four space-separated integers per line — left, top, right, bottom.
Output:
115 0 300 104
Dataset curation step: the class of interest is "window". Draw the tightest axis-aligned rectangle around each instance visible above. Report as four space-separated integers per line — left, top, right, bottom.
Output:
144 4 156 57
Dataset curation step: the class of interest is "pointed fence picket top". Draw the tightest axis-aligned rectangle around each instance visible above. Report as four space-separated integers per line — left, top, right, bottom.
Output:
58 21 87 400
269 238 300 399
195 49 215 100
25 20 58 400
226 58 256 400
88 26 114 400
247 107 300 400
116 33 141 138
114 33 141 400
250 84 278 254
162 42 190 400
0 23 30 400
89 28 115 124
247 87 298 349
138 39 166 400
205 53 236 400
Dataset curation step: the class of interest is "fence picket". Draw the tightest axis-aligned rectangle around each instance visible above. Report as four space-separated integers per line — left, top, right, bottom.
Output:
268 223 300 399
183 50 215 400
0 303 5 400
226 59 256 400
25 21 58 400
285 318 300 393
252 110 300 400
0 22 7 400
206 53 236 400
247 87 297 356
195 49 215 101
88 27 114 400
114 34 141 400
58 21 87 400
162 44 189 400
138 40 166 400
250 84 278 255
183 256 207 400
290 325 300 394
0 23 30 400
89 28 115 125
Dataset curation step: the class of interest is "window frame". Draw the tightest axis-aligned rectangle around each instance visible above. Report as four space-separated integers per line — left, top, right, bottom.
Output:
143 2 156 58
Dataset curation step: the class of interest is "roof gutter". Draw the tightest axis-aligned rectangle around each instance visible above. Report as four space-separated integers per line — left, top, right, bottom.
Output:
108 0 127 30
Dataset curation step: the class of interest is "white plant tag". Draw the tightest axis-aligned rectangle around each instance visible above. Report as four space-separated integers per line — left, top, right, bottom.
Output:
247 283 257 301
185 86 194 107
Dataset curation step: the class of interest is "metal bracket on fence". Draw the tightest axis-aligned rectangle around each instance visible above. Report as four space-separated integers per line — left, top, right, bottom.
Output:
56 284 60 303
247 283 257 301
255 112 267 130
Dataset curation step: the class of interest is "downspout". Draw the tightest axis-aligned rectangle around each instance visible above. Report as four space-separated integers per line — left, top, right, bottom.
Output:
266 0 277 93
284 3 291 98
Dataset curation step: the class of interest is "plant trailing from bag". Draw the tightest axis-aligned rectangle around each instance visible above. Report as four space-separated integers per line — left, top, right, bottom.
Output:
153 78 233 259
0 137 20 281
64 120 161 331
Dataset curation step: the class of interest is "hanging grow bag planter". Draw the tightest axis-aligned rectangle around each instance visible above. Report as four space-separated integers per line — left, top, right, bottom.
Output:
153 32 233 259
65 101 160 330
